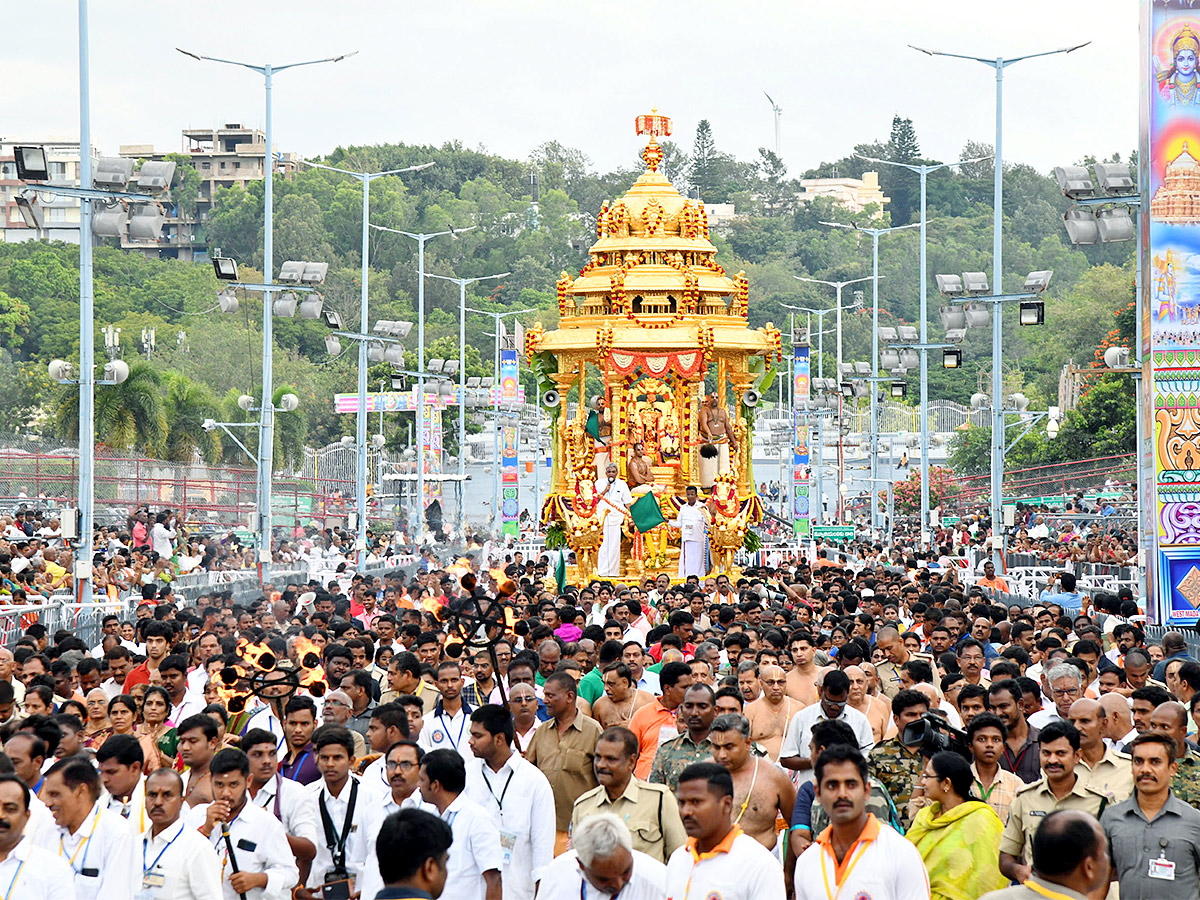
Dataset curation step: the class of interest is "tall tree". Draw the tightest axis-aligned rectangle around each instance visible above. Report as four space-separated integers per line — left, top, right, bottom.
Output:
757 149 792 217
885 115 921 225
691 120 722 202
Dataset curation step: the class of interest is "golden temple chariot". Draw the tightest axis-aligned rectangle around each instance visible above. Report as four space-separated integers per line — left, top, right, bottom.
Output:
527 111 778 584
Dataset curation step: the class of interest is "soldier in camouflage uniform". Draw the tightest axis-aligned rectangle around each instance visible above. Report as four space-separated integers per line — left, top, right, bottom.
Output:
1169 747 1200 811
868 688 930 827
648 683 715 791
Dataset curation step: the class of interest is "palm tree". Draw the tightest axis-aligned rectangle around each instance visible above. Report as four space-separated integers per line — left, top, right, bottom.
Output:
55 360 167 456
215 384 307 472
162 370 222 464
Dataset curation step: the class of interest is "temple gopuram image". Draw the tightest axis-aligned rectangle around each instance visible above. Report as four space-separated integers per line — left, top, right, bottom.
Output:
526 111 779 585
1152 142 1200 222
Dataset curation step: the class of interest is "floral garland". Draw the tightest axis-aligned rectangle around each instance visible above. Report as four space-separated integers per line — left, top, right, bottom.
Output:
610 272 627 314
697 202 710 239
698 255 726 278
679 201 701 239
733 271 750 318
642 198 664 236
596 323 615 359
697 322 716 363
556 272 573 317
523 321 544 365
597 201 609 239
759 324 783 369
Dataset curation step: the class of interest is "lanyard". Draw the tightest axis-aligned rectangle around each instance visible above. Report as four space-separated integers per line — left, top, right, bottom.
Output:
318 780 359 869
581 879 620 900
818 837 871 900
143 826 183 875
283 750 310 776
2 861 22 900
60 806 101 873
438 712 466 750
480 766 515 813
1023 880 1081 900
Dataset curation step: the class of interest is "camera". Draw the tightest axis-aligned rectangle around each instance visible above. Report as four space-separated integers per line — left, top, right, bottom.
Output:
901 712 971 760
323 866 352 900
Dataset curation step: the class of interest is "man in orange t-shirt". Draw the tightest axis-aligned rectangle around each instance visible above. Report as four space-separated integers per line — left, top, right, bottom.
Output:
629 661 692 779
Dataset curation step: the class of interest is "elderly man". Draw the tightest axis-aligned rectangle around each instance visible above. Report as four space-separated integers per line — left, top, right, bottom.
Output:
537 813 667 900
596 463 633 578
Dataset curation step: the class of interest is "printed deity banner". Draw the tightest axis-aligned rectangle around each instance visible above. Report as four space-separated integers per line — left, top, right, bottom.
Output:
792 345 811 537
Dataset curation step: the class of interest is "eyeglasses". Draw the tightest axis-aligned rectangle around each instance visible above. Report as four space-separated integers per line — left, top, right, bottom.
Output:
386 760 417 771
325 699 350 708
1051 687 1081 697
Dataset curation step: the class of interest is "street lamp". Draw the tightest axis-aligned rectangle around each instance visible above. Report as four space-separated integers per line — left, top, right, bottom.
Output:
426 270 509 537
791 275 873 377
178 44 355 568
298 158 434 558
371 224 477 538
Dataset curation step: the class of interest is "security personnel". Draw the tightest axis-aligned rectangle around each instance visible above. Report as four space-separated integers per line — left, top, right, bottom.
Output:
0 773 75 900
141 768 223 900
96 734 149 835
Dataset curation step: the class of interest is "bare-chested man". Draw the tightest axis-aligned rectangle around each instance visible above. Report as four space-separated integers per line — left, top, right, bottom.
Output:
710 712 794 850
699 392 737 450
846 665 890 744
591 662 654 728
745 664 796 760
785 632 819 706
627 441 655 490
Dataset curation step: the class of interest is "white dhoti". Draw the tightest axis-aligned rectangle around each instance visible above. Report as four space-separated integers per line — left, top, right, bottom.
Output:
674 502 709 578
596 478 632 577
699 440 731 488
594 442 610 483
678 539 706 577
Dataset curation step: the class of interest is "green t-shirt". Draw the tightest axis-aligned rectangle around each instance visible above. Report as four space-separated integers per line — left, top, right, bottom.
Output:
577 667 605 705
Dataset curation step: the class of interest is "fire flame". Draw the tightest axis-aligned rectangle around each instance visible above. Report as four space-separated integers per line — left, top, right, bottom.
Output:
292 634 329 698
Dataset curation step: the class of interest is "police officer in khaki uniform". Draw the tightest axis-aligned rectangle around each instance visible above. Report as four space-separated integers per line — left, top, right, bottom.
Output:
980 809 1110 900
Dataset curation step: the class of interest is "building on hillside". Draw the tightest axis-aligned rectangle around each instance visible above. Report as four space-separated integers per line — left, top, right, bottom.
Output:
797 171 889 214
118 124 298 262
0 140 90 244
703 202 738 227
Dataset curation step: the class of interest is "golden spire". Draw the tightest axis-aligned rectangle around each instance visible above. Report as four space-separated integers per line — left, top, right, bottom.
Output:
635 108 672 173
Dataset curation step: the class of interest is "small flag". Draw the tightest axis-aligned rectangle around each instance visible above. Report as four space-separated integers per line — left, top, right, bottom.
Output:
585 410 601 441
555 549 566 593
630 491 666 533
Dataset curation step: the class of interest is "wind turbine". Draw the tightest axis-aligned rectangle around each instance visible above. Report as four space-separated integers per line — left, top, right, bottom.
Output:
763 91 782 157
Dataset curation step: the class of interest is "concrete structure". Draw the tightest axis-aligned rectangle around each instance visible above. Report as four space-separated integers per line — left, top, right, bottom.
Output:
0 140 90 244
797 171 889 213
703 202 739 227
119 124 297 261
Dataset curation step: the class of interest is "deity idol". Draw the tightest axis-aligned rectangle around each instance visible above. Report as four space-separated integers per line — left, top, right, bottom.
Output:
1160 25 1200 107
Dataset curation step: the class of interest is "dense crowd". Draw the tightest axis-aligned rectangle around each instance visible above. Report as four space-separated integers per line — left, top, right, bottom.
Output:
0 531 1196 900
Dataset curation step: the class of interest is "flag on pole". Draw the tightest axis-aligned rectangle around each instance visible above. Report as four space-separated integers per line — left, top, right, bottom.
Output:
555 549 566 593
630 491 666 533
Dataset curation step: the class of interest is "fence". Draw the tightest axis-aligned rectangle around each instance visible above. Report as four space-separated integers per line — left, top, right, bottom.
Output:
0 596 135 649
951 455 1136 512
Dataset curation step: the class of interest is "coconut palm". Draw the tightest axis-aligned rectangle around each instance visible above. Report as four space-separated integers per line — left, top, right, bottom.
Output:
54 359 167 455
162 370 222 464
216 384 307 472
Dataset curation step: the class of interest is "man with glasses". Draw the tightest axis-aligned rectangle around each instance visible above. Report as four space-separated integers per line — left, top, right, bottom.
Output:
1030 664 1084 729
778 669 874 783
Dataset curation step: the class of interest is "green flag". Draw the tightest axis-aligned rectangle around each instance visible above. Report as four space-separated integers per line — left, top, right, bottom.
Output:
585 410 601 441
555 549 566 593
630 491 666 533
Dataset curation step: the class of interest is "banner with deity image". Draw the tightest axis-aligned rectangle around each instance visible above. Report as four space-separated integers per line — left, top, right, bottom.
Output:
1144 2 1200 622
792 345 811 537
500 340 521 536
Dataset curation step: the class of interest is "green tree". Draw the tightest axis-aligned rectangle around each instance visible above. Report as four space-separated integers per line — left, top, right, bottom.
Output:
0 355 54 433
0 289 31 353
885 115 921 225
54 360 167 455
691 120 725 202
164 153 203 223
162 370 222 464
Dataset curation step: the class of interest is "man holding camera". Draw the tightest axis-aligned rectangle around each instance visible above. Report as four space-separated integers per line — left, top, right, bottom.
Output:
869 689 930 828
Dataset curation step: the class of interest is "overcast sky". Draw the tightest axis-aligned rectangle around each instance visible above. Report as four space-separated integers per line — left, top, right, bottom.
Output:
7 0 1137 177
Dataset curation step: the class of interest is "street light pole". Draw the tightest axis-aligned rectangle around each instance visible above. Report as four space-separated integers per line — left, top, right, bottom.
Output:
427 271 509 538
792 276 873 378
910 41 1089 563
178 46 355 566
299 160 433 558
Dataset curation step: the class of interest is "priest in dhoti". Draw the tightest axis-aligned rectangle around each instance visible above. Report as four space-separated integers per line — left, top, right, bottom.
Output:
597 462 633 577
674 484 711 578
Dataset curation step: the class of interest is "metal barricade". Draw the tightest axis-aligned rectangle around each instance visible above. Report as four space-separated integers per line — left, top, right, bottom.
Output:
0 596 134 649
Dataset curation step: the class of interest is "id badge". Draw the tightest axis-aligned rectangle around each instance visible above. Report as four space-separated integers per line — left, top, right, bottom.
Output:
1149 857 1176 880
499 828 518 866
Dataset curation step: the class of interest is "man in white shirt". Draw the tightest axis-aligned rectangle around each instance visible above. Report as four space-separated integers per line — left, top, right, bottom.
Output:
301 725 371 897
186 748 299 900
778 669 875 784
538 812 667 900
33 756 140 900
597 464 633 578
360 703 413 803
464 704 556 900
0 774 75 900
241 729 318 882
96 734 148 834
142 768 223 900
673 486 710 578
413 748 503 900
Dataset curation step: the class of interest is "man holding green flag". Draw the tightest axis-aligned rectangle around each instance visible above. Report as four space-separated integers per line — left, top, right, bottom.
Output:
597 462 633 577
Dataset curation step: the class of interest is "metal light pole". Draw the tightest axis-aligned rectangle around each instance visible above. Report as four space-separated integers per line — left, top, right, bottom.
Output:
427 271 510 538
910 41 1089 564
820 221 919 532
178 46 355 565
861 154 988 546
370 226 475 541
299 159 433 558
77 0 96 598
467 307 535 535
792 276 873 378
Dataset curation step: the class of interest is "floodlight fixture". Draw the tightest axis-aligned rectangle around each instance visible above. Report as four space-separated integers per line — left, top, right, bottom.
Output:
481 376 494 388
1023 270 1053 294
853 361 871 377
1096 207 1135 243
896 325 919 342
91 202 127 238
840 382 854 397
134 160 176 193
278 393 300 413
340 436 354 447
963 272 990 296
899 348 920 369
373 320 394 335
14 192 42 230
277 261 305 284
467 376 481 388
237 394 255 411
272 292 298 318
93 157 133 189
392 321 414 338
838 363 854 378
368 342 385 363
1054 165 1095 200
127 204 165 242
322 309 343 329
443 359 460 376
439 382 455 398
48 359 76 381
964 302 990 329
383 344 405 365
297 297 324 319
324 334 342 355
1018 300 1045 326
371 434 386 450
1063 208 1099 245
880 348 901 369
942 348 962 369
1094 162 1136 196
279 260 329 285
945 327 967 344
14 146 49 181
970 392 989 411
428 359 446 374
212 256 239 281
877 326 899 343
102 360 130 384
935 274 964 297
390 374 407 390
853 383 870 399
890 381 907 399
939 305 966 331
1103 346 1131 368
201 419 216 432
1008 392 1030 412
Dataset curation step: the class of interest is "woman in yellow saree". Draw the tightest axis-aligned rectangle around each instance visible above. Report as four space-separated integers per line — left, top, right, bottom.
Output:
907 751 1007 900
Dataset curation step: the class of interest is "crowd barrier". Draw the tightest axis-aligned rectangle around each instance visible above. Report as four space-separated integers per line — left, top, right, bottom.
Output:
0 595 135 649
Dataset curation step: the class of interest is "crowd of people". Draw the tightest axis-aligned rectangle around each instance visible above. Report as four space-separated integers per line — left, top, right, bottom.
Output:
0 534 1196 899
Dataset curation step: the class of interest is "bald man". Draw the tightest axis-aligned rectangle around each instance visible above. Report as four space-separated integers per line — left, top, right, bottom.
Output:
1099 693 1136 750
745 665 794 760
846 665 890 745
1069 698 1133 803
